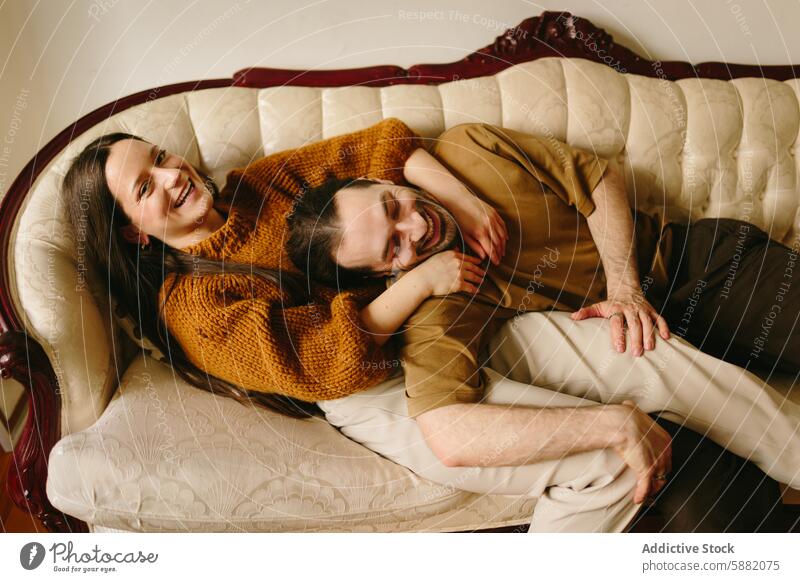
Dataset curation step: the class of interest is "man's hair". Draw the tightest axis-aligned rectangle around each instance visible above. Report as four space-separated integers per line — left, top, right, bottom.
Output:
286 176 381 288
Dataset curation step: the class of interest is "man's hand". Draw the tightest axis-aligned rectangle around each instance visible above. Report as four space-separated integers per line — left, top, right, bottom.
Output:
583 163 671 356
416 399 672 507
570 283 670 356
402 147 508 264
612 400 673 504
446 194 508 265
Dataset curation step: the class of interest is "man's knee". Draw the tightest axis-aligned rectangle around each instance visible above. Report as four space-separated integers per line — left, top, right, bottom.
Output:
531 463 640 533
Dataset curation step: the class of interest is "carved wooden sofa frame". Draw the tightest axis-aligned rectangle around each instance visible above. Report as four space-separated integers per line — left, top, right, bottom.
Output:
2 11 799 532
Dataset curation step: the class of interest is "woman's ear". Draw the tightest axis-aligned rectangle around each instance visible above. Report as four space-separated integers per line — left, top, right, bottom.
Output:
121 223 149 245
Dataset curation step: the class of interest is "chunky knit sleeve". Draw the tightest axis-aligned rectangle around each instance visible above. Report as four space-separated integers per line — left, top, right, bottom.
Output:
227 117 425 200
167 119 420 401
160 273 396 401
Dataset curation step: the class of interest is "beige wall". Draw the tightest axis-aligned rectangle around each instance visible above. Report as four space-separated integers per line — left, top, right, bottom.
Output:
2 0 800 200
0 0 799 445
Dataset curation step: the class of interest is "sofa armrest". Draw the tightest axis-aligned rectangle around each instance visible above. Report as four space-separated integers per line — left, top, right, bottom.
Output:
0 329 88 532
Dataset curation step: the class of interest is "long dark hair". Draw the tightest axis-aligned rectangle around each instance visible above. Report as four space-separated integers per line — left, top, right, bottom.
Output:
64 132 319 418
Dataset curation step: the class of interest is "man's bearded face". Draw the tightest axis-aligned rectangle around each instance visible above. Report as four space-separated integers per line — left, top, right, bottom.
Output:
333 181 459 276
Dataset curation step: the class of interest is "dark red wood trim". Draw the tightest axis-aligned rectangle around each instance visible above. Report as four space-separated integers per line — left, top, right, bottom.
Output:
694 61 800 82
232 64 410 87
1 9 798 533
234 11 800 87
0 331 87 532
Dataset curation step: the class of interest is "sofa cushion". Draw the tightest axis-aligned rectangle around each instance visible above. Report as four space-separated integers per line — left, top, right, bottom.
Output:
46 355 536 532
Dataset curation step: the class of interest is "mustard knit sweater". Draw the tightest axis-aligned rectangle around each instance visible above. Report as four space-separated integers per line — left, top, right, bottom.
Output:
158 118 422 401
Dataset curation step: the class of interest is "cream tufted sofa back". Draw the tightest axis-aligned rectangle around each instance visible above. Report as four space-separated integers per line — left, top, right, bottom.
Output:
12 57 800 437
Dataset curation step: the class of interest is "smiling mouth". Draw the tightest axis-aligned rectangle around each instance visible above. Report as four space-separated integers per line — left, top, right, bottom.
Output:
419 207 441 252
174 180 194 209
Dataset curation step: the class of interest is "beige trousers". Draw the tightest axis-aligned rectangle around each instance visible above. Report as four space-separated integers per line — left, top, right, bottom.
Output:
317 311 800 532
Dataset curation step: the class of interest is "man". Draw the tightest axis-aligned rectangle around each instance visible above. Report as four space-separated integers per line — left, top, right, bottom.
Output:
291 122 800 531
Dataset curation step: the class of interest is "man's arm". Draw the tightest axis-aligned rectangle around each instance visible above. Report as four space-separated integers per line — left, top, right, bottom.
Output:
585 164 641 300
403 147 508 264
416 400 673 504
580 164 671 354
401 294 671 504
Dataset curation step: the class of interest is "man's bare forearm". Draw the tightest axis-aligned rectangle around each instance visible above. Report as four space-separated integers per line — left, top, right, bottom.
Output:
417 402 628 467
585 164 641 295
403 147 472 204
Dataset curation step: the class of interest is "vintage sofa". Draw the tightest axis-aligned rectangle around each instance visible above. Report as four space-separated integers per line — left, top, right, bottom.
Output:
2 11 799 532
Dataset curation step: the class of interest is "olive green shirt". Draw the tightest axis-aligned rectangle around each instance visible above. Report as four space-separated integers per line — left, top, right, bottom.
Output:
397 123 670 418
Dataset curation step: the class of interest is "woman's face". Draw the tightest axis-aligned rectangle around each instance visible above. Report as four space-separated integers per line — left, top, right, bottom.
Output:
105 138 216 245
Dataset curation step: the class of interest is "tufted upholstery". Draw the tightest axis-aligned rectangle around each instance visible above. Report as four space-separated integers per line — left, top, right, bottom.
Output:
13 57 800 531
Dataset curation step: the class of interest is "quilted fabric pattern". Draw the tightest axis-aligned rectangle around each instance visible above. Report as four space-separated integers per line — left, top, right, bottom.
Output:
47 357 536 532
9 56 800 531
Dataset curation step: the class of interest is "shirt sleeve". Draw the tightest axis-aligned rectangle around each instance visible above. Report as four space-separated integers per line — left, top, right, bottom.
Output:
160 273 395 401
400 295 501 418
433 123 609 218
228 117 425 198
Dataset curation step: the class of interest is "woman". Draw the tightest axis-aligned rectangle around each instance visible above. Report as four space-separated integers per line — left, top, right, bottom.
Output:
63 118 503 419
